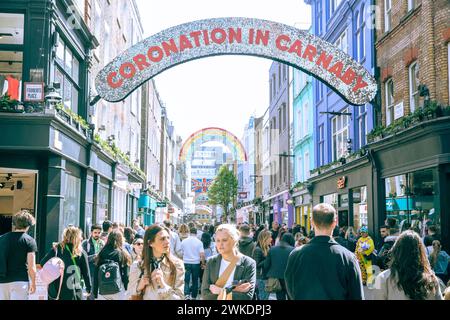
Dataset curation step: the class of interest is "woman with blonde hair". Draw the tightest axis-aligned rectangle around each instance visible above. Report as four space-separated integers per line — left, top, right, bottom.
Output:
127 224 185 300
253 230 272 300
40 226 92 300
201 224 256 300
178 224 189 241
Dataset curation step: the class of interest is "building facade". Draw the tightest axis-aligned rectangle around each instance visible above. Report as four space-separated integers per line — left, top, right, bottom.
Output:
370 0 450 249
263 61 294 227
306 0 376 233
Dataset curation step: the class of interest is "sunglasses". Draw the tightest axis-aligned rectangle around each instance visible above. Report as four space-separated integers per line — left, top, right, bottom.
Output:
135 242 144 246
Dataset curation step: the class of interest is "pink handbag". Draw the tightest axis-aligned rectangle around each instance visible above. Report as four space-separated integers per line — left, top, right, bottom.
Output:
39 247 65 300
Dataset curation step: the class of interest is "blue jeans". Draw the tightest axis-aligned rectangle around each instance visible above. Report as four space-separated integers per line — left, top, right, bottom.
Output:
256 279 269 300
184 263 201 298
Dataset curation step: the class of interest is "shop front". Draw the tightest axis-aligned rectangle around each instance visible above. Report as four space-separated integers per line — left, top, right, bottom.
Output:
265 190 294 228
309 156 374 234
292 189 312 232
369 117 450 250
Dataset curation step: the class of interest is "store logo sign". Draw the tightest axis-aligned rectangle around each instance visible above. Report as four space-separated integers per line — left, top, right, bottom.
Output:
337 176 346 189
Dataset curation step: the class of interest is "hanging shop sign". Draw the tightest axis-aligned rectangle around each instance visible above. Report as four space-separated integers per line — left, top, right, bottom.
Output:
96 18 377 105
337 176 347 189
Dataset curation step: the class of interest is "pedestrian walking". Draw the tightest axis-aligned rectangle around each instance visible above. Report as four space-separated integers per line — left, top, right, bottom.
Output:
429 240 450 284
164 220 182 259
377 227 399 270
355 226 375 286
373 230 442 300
100 220 113 243
201 224 256 300
270 221 280 246
178 224 189 241
40 226 92 300
253 230 272 300
132 219 145 238
285 203 364 300
238 224 256 258
94 230 131 300
123 227 136 255
82 224 104 285
131 238 144 262
127 225 185 300
263 233 294 300
0 210 37 300
344 226 357 252
180 226 205 300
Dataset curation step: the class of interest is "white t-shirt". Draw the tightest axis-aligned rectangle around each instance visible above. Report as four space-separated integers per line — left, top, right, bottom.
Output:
218 258 236 289
181 235 204 264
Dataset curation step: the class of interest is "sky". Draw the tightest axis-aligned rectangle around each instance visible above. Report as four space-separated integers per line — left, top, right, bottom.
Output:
135 0 311 141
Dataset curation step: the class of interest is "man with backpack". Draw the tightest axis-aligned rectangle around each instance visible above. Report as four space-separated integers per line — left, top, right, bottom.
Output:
82 224 104 284
0 210 37 300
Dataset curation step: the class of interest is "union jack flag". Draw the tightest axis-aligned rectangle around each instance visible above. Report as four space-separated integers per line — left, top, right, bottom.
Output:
191 178 213 193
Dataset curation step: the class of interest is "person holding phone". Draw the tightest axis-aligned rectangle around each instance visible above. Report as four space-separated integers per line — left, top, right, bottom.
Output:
201 224 256 300
127 225 185 300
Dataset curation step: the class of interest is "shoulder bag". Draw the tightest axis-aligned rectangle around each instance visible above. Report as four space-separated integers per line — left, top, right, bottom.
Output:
215 255 240 300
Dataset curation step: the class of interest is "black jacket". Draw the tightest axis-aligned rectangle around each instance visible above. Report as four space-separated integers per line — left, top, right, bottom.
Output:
201 254 256 300
238 237 256 258
40 244 92 300
263 242 294 279
253 246 268 280
285 236 364 300
93 245 129 297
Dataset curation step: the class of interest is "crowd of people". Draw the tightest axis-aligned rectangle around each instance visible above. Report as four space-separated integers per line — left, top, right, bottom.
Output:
0 207 449 300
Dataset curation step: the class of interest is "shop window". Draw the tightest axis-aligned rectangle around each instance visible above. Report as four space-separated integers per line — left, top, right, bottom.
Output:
352 186 367 230
384 169 440 237
335 30 348 54
96 181 109 224
0 13 24 101
322 193 338 211
54 36 80 113
61 172 81 235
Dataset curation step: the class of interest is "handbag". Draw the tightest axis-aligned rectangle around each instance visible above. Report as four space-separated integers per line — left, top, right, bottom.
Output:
265 278 282 293
215 255 240 300
39 247 65 300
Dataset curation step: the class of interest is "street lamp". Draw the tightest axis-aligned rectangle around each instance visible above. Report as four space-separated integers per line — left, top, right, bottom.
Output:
45 86 62 109
277 152 295 158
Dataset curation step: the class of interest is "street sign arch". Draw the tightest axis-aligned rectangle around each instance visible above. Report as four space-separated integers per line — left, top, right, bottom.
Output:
96 17 377 105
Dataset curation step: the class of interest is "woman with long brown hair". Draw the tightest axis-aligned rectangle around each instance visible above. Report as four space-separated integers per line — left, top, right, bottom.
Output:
40 226 91 300
373 230 443 300
127 224 185 300
93 230 131 300
253 230 272 300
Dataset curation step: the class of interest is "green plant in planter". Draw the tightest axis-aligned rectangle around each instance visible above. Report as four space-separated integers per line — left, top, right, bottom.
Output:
0 94 20 111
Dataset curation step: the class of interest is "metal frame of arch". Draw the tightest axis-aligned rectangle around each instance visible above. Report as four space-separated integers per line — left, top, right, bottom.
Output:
95 17 377 105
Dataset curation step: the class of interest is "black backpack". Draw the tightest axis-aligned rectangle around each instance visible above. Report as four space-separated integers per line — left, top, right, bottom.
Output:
98 260 123 295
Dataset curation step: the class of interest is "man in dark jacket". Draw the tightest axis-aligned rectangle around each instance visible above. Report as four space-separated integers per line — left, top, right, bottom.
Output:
377 227 399 270
238 225 256 258
82 224 104 283
285 203 364 300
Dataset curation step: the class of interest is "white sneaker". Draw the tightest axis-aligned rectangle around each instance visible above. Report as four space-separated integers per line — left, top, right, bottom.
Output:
185 294 191 300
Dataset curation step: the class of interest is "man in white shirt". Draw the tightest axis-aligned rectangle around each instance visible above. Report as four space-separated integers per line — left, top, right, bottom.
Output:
163 220 182 259
181 227 205 300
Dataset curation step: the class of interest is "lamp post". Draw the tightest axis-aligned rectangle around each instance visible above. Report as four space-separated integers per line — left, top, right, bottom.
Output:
45 86 62 110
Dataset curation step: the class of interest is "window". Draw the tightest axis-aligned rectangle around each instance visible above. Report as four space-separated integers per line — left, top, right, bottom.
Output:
283 104 287 130
283 65 287 80
96 180 109 224
272 74 276 97
303 102 309 138
316 1 323 35
408 0 417 11
61 170 81 235
104 22 111 65
54 36 80 113
385 79 394 125
270 79 273 102
384 0 392 32
278 64 281 88
296 109 302 142
304 152 310 180
331 108 349 161
409 62 420 112
352 186 368 230
358 105 367 148
297 156 302 182
278 109 282 132
318 125 324 166
355 7 366 61
335 30 348 54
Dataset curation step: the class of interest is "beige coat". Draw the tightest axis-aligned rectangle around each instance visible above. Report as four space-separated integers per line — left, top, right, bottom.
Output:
127 255 185 300
373 269 443 300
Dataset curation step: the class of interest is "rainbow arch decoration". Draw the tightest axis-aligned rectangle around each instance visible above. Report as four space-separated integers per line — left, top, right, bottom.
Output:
179 127 247 162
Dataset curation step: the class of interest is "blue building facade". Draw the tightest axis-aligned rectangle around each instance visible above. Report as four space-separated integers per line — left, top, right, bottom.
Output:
306 0 376 168
305 0 377 231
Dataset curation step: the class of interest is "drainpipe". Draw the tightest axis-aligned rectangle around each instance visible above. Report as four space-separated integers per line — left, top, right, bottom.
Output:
367 148 380 241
